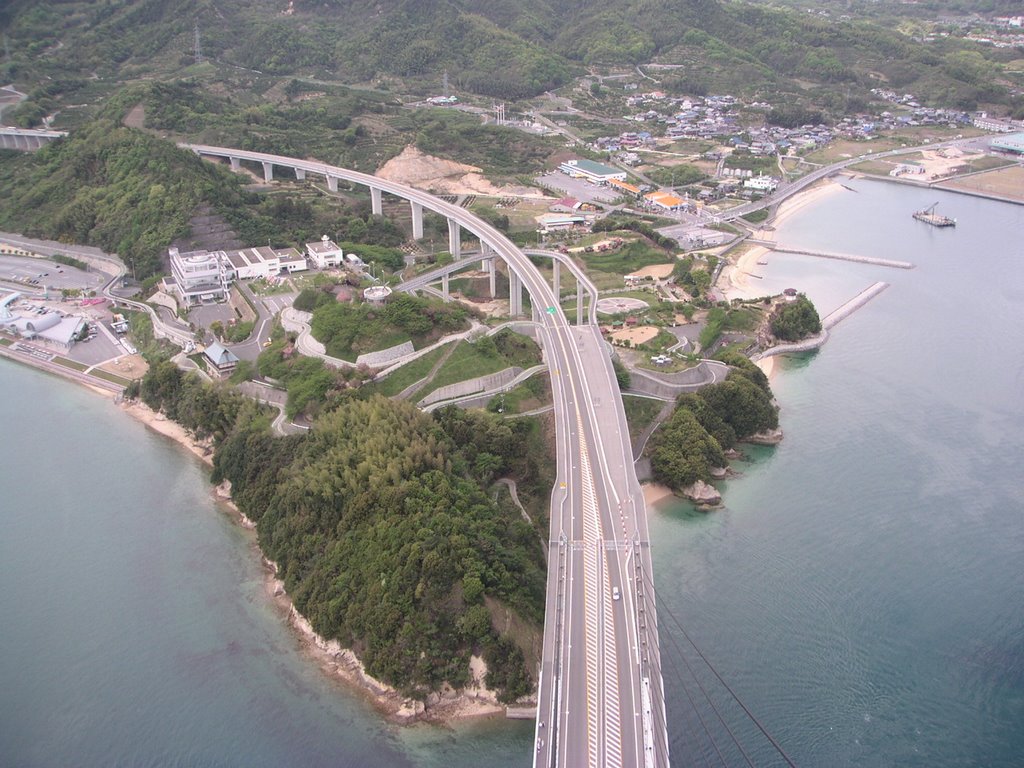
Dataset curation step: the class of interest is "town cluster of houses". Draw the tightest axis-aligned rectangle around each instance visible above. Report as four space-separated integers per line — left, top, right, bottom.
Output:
165 237 365 307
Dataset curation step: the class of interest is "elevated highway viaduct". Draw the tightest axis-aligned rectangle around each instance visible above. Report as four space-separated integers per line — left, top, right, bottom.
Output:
186 144 671 768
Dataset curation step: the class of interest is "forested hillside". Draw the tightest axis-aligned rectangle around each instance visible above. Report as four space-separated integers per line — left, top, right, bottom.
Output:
0 119 262 277
1 0 1019 121
131 363 551 702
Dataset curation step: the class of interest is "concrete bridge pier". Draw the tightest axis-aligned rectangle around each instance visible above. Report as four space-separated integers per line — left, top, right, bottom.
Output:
410 201 424 240
370 187 383 216
442 272 450 299
553 260 561 301
577 281 585 325
294 168 306 181
326 175 338 193
0 134 11 150
509 270 523 317
230 156 241 171
261 161 274 182
447 219 461 259
488 258 496 298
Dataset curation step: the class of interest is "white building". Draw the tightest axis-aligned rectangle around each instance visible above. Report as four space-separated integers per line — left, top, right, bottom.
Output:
744 175 779 192
973 114 1016 132
558 159 628 184
276 247 308 273
224 246 281 281
305 237 346 269
168 248 231 306
2 310 86 350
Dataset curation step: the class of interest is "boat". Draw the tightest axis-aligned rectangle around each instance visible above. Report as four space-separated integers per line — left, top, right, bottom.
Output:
913 202 956 227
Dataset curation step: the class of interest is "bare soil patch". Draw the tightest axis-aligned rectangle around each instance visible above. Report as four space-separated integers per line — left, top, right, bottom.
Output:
939 164 1024 202
376 146 543 198
611 325 660 345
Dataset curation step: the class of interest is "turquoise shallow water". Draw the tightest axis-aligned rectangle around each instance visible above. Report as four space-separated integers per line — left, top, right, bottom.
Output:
1 177 1022 766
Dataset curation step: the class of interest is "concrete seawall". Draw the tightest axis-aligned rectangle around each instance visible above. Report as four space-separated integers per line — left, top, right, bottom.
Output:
754 281 889 360
769 246 914 270
822 281 889 330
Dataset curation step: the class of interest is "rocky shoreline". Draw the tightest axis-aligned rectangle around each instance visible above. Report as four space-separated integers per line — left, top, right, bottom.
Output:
119 398 522 726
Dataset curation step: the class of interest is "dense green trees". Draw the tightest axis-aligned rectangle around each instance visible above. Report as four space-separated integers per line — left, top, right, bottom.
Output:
3 0 1021 115
131 360 268 443
129 355 549 702
0 119 280 278
211 396 547 701
771 295 822 342
650 365 779 492
310 295 471 360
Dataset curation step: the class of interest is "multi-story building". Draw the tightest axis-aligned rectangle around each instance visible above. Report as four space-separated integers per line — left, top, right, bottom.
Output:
167 248 231 306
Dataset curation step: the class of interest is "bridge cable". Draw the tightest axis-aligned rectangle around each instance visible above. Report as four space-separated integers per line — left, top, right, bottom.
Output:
641 600 730 768
635 639 689 768
649 593 755 768
641 569 800 768
641 625 714 768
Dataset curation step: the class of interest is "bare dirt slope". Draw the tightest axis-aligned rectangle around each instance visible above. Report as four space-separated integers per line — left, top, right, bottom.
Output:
376 145 544 198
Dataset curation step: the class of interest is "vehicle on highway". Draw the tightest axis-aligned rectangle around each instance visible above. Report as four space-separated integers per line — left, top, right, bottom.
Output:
612 586 620 601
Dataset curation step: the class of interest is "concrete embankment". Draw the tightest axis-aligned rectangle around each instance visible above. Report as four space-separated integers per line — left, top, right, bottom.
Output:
0 341 124 394
822 281 889 330
769 246 914 270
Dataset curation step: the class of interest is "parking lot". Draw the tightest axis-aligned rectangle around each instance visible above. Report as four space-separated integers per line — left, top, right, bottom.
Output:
189 303 236 329
260 292 297 315
0 255 107 294
535 172 620 204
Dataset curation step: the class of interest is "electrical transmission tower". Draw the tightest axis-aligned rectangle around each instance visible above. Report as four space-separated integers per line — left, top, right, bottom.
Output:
193 20 203 64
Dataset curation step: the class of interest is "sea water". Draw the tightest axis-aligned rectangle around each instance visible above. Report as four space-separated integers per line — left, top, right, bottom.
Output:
1 176 1022 767
0 363 533 767
653 177 1024 767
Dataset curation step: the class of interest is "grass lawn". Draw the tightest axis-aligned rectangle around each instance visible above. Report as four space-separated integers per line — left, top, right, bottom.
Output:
724 306 762 332
53 356 89 372
622 395 666 445
848 160 894 176
90 369 131 386
418 331 541 399
600 289 660 305
373 343 451 397
0 336 12 346
418 341 512 398
966 155 1014 172
576 240 673 287
804 138 902 165
489 374 550 414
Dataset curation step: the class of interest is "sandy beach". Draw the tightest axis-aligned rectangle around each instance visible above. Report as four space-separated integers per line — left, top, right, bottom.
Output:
721 178 845 301
642 482 676 508
120 399 215 465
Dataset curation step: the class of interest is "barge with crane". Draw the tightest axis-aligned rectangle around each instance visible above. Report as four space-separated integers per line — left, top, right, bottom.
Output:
913 202 956 227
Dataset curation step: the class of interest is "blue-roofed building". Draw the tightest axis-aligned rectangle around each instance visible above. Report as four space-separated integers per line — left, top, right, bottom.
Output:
203 342 239 375
991 132 1024 155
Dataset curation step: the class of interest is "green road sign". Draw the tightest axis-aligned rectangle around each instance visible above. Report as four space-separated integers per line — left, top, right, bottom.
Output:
546 306 557 314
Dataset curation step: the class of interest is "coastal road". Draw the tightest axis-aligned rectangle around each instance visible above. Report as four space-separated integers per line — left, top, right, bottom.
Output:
721 136 987 222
